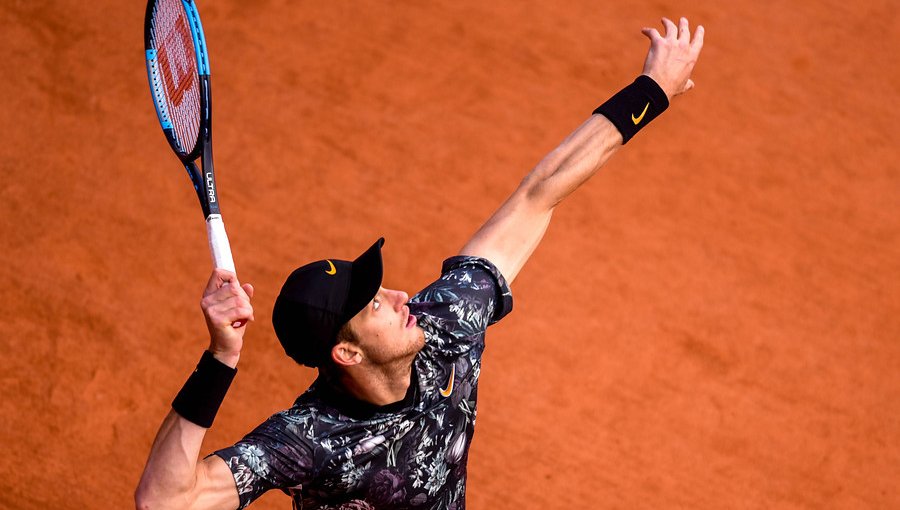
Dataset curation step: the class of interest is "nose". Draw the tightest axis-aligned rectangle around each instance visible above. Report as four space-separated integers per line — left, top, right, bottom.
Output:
387 289 409 310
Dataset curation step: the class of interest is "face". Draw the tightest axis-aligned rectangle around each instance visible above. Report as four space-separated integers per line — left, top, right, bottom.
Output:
344 287 425 366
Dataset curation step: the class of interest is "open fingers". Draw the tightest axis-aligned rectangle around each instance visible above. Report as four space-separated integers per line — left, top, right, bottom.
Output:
661 17 678 39
678 17 690 42
691 24 705 52
641 26 663 41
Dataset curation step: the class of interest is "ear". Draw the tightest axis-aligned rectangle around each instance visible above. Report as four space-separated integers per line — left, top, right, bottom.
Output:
331 341 363 367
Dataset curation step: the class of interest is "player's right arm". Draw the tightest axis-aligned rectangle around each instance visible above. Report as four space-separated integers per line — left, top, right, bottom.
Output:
135 270 254 510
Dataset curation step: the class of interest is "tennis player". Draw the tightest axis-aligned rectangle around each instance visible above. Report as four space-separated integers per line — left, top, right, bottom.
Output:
137 17 704 510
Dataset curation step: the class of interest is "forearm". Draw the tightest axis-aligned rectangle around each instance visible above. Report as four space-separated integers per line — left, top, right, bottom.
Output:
523 114 623 210
459 115 622 283
136 349 242 510
461 18 703 284
136 410 209 509
509 17 704 221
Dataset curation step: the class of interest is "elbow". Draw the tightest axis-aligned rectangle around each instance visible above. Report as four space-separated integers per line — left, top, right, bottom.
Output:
134 489 152 510
518 171 543 200
134 484 160 510
518 172 559 211
134 474 159 510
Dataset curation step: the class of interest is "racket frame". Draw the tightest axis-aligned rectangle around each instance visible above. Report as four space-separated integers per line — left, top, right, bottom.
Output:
144 0 234 272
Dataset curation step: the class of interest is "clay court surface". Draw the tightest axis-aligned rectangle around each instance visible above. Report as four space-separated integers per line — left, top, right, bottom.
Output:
2 1 898 508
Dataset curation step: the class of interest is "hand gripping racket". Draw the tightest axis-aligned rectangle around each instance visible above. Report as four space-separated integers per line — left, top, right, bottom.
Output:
144 0 235 273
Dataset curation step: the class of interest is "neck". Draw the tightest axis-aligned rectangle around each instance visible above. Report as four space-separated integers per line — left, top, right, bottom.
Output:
338 354 416 406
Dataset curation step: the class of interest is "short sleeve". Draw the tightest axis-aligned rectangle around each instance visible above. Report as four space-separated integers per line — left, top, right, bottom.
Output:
408 256 513 355
439 256 513 324
212 411 316 509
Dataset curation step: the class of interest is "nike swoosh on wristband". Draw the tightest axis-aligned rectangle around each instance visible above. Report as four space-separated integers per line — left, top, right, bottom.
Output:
439 365 455 397
324 260 337 275
631 102 650 124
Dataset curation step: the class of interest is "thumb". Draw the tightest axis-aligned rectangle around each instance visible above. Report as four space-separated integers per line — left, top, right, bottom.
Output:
242 283 254 298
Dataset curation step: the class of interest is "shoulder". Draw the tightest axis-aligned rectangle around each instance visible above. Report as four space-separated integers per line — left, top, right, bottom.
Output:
440 255 511 291
412 256 513 322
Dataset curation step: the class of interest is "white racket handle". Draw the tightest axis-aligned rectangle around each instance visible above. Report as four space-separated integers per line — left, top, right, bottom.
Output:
206 214 236 273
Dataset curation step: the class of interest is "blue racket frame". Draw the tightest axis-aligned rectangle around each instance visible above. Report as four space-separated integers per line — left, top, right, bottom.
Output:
144 0 219 218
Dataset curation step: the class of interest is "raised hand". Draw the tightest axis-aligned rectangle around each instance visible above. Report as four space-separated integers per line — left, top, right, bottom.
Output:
641 17 705 99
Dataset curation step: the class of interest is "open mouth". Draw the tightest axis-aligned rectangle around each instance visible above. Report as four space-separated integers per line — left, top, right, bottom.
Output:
405 308 417 329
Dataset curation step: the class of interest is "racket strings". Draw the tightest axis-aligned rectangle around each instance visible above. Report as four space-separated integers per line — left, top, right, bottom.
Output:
149 0 201 154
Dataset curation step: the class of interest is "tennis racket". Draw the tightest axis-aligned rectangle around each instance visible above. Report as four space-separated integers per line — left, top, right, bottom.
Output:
144 0 235 273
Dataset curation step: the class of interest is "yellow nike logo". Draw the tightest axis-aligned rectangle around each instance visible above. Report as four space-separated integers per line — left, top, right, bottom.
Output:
631 102 650 125
324 260 337 275
439 365 455 397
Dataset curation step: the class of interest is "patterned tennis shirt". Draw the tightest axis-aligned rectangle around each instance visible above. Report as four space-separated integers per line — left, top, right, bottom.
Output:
214 256 513 509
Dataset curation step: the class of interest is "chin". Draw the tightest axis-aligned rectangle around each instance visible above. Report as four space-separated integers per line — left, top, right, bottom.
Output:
405 334 425 358
413 329 426 347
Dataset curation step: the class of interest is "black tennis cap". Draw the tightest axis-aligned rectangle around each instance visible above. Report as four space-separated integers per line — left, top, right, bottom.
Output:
272 238 385 368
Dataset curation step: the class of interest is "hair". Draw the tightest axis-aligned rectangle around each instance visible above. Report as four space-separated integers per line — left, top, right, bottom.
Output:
318 322 359 384
335 321 358 346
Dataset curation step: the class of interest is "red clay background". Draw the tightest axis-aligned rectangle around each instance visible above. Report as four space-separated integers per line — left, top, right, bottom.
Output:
1 1 898 508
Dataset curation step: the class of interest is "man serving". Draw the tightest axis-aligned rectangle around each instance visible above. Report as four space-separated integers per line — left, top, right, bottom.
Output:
136 17 704 510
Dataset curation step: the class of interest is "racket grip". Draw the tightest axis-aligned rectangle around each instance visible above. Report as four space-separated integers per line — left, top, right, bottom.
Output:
206 214 236 273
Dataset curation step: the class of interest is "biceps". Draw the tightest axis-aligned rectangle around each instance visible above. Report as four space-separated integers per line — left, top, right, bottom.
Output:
460 188 553 284
192 455 241 510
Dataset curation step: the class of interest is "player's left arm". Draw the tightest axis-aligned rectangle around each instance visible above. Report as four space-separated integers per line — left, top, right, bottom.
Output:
460 17 704 284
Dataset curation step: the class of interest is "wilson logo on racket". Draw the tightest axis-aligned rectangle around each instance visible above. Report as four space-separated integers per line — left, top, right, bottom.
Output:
159 16 196 108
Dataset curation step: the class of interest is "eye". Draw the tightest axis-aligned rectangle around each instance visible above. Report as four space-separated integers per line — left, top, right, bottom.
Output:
372 299 381 311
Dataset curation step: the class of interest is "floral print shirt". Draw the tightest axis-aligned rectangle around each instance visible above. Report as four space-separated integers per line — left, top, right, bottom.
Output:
214 256 513 509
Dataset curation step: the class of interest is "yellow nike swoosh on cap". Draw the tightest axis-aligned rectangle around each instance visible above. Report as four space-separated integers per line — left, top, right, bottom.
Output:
631 102 650 125
325 260 337 275
439 365 456 397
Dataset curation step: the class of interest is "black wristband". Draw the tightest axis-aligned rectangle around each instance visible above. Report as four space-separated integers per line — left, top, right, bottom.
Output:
172 351 237 428
592 75 669 144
